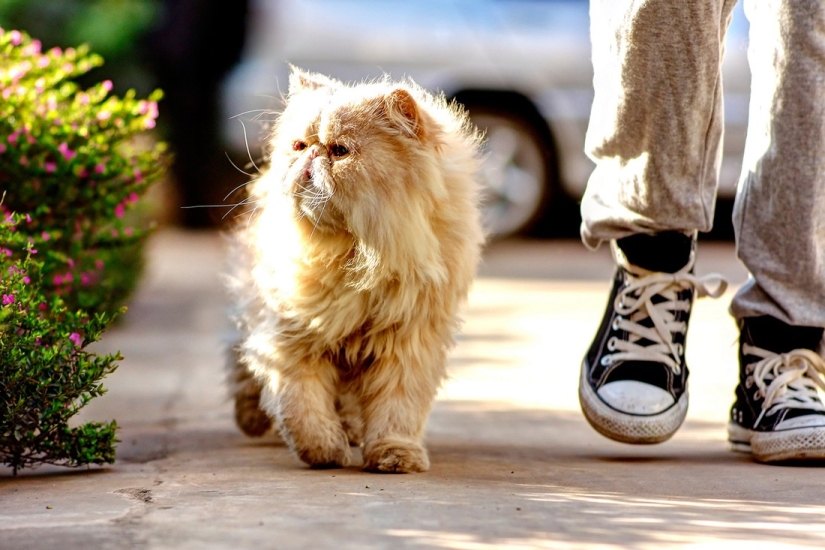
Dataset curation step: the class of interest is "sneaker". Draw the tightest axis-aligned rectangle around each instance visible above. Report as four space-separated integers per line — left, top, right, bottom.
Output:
580 232 727 444
728 316 825 462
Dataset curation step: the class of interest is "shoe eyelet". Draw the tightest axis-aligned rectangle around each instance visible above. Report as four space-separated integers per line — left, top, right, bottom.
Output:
745 376 753 389
753 390 762 400
676 343 684 357
600 355 613 366
611 316 622 331
607 337 617 351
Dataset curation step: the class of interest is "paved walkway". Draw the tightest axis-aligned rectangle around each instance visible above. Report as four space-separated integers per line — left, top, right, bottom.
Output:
2 230 825 549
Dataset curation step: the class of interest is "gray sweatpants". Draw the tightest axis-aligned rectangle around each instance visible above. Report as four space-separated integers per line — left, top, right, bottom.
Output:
581 0 825 327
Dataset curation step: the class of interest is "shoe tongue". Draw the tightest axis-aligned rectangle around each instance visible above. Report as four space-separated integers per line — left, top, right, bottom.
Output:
744 316 824 354
616 232 693 273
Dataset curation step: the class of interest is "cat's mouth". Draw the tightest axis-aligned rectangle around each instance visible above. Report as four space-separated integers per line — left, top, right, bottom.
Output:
295 184 342 232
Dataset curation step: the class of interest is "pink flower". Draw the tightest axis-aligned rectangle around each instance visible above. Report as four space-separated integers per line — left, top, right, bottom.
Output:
2 294 15 305
9 30 21 46
102 80 113 92
19 156 28 167
114 203 125 219
7 131 19 144
22 276 30 285
53 274 63 285
94 163 105 174
0 144 6 154
44 162 57 173
37 56 49 69
97 110 111 122
69 332 82 347
23 40 41 56
58 142 76 161
128 192 140 204
94 260 105 270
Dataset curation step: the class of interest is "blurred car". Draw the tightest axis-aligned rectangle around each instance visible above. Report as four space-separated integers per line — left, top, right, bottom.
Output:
221 0 752 238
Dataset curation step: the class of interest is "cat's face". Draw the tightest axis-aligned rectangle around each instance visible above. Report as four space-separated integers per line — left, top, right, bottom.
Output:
267 68 437 237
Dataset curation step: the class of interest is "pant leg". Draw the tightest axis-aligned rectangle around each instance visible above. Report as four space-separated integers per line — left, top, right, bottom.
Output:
730 0 825 326
581 0 738 249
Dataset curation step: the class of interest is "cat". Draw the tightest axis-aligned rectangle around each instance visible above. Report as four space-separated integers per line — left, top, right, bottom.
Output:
226 67 485 473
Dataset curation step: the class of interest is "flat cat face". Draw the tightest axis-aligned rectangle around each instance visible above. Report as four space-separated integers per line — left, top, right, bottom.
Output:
266 68 438 237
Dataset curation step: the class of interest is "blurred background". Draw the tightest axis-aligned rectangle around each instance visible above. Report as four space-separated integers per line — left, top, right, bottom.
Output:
0 0 752 238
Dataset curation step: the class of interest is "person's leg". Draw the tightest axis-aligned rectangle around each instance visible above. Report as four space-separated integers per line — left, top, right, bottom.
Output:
727 0 825 462
580 0 735 444
582 0 738 249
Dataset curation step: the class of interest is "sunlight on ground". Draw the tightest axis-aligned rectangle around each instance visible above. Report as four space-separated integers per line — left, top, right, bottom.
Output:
387 487 825 549
443 277 740 425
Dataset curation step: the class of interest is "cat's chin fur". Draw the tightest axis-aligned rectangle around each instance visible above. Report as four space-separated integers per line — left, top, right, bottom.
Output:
226 67 485 473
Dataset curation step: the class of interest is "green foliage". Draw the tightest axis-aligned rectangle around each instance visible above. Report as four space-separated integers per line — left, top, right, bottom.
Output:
0 27 167 317
0 28 166 473
0 222 120 474
0 0 159 94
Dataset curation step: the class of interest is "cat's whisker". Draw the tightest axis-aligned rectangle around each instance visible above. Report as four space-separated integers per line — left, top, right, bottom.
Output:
239 120 262 173
225 152 256 177
230 108 272 120
181 201 253 210
222 197 261 220
224 177 261 201
309 193 331 241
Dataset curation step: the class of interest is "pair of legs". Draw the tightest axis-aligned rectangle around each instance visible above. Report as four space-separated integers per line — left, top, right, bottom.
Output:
581 0 825 462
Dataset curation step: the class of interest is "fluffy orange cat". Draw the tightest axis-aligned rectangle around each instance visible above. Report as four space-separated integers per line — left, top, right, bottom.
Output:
227 67 484 473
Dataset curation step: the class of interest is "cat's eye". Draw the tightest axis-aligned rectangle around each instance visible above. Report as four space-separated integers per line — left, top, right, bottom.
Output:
329 144 349 158
292 141 307 151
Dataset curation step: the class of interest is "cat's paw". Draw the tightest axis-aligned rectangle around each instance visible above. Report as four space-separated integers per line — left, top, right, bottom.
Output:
284 425 352 469
234 382 273 437
363 438 429 473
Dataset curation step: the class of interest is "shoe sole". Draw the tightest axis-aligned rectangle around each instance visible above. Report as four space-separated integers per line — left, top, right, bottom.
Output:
727 421 825 462
579 361 688 444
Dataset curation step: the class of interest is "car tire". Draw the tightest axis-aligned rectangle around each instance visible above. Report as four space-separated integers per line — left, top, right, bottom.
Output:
460 101 557 239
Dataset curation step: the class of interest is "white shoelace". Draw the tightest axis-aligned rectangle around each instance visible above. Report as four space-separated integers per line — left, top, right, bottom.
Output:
742 344 825 428
604 266 728 373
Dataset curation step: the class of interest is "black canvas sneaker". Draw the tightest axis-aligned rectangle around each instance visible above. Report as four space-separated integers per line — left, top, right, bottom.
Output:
728 316 825 462
580 232 727 444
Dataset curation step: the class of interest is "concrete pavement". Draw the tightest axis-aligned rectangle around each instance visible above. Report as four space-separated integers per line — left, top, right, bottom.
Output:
2 230 825 549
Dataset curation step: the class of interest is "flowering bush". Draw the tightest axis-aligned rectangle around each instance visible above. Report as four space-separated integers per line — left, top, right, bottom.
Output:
0 27 165 316
0 219 119 474
0 28 166 473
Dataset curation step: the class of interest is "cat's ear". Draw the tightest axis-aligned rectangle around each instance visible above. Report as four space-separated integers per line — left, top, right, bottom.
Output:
288 65 340 94
383 88 425 139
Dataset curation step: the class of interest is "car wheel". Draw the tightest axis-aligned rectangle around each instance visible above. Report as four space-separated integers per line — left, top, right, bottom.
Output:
465 107 555 239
